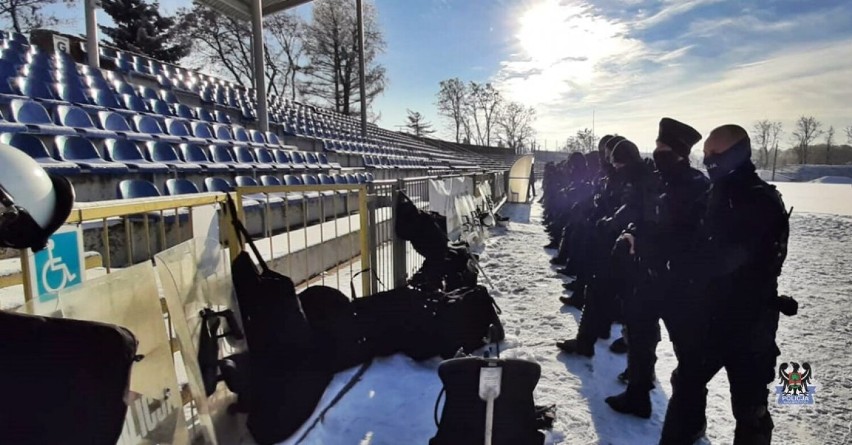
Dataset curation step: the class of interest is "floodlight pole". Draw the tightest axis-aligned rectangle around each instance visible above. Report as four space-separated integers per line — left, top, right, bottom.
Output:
251 0 269 132
356 0 367 137
85 0 100 68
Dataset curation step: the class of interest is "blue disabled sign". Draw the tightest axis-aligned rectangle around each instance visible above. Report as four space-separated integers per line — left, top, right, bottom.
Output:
28 225 85 301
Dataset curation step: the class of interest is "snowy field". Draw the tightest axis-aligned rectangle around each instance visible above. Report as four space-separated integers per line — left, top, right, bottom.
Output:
283 182 852 445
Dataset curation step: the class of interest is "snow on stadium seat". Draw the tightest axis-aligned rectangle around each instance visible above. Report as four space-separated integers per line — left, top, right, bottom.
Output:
53 105 116 139
104 139 169 173
144 141 202 173
9 99 76 135
117 179 161 199
178 143 230 173
0 133 80 175
55 135 130 174
165 178 200 196
233 145 273 172
208 144 253 173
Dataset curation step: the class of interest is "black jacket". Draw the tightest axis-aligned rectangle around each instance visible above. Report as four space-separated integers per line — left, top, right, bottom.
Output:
700 162 789 329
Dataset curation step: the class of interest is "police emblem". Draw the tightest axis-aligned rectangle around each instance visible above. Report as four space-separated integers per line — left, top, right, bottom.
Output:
776 362 817 405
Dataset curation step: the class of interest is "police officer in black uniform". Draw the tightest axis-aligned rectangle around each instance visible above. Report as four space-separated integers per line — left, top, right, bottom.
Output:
659 125 790 445
605 118 708 418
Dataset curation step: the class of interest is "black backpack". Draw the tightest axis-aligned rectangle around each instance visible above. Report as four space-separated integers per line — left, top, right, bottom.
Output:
430 357 545 445
0 311 138 445
227 195 332 445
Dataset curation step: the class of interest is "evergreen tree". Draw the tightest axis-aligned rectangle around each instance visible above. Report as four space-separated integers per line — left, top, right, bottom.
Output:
404 109 435 137
100 0 189 63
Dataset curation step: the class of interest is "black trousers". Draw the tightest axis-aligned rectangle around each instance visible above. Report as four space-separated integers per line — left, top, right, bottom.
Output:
660 308 780 445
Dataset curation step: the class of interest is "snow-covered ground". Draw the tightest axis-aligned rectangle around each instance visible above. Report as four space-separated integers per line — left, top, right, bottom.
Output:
280 182 851 445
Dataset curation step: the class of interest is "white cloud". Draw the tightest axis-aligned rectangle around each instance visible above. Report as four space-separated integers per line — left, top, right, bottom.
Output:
636 0 724 29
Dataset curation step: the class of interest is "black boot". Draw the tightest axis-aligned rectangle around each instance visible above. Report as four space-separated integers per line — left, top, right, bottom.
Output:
563 281 582 293
555 339 594 357
559 295 584 309
610 337 628 354
605 389 651 418
556 267 575 277
617 369 656 387
550 256 567 266
544 241 559 249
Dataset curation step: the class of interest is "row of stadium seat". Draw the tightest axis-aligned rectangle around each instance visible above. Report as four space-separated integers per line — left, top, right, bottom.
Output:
117 172 374 200
1 132 340 176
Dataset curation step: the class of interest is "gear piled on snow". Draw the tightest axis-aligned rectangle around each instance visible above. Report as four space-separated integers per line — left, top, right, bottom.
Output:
225 195 506 444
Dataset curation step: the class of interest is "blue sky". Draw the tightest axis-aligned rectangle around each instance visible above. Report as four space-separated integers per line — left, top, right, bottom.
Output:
38 0 852 150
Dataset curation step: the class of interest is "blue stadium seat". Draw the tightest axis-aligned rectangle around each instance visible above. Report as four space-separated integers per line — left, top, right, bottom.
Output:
254 148 282 170
0 133 81 175
212 124 236 143
137 86 159 100
104 139 169 173
362 155 374 168
196 107 215 122
233 126 251 145
120 94 150 113
164 118 207 144
265 131 282 147
330 174 346 185
156 74 175 90
112 80 136 96
355 172 368 184
233 146 273 172
303 152 321 170
319 173 335 185
55 135 130 174
12 77 57 102
91 88 122 109
96 111 153 141
148 99 173 116
117 179 160 199
344 173 359 184
290 151 307 169
204 178 262 209
248 129 266 146
173 104 195 120
190 121 215 141
1 48 26 66
131 115 182 143
54 82 95 107
0 113 26 133
53 105 116 139
317 153 340 169
273 149 292 167
235 176 284 205
208 144 253 173
365 172 374 182
165 178 200 196
178 144 230 173
159 90 178 104
144 141 202 173
214 110 231 124
9 99 76 135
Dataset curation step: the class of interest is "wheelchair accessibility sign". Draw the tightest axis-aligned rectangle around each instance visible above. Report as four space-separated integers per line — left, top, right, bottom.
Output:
27 225 85 301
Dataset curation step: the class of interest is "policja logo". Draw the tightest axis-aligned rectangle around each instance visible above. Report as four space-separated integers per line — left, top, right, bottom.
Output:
776 362 817 405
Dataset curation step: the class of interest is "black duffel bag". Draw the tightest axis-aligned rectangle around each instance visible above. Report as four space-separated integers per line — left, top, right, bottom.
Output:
432 286 504 358
395 191 449 261
0 311 138 445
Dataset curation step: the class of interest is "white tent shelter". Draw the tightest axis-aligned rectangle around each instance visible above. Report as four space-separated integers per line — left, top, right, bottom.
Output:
507 155 535 203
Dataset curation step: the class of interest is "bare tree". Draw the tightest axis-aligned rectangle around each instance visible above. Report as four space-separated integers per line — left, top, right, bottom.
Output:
265 13 306 100
0 0 74 34
301 0 386 116
825 126 835 165
563 128 597 153
436 78 467 143
497 101 536 153
752 120 773 169
791 116 823 164
845 125 852 144
404 109 435 137
176 6 304 97
466 82 502 146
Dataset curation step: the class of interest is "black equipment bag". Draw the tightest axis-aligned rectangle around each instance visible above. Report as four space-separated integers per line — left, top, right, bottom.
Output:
298 285 372 372
430 357 545 445
395 191 449 261
433 286 504 359
0 311 138 445
226 195 332 445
